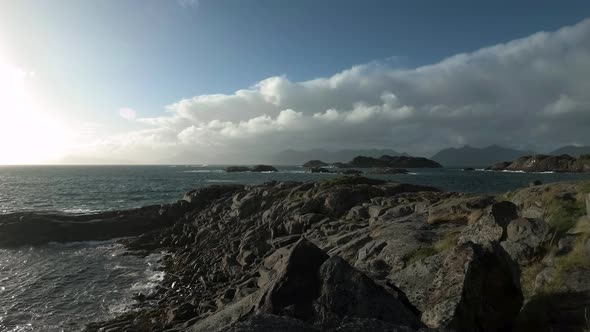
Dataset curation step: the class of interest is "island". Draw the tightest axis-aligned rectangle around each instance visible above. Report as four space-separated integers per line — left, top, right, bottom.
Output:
302 154 442 171
225 165 279 172
487 154 590 173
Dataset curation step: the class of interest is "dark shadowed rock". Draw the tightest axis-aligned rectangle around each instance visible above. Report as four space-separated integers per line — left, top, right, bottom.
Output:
486 154 590 173
183 184 244 209
257 239 329 316
0 204 187 247
225 166 251 172
340 169 363 175
348 155 442 168
251 165 279 172
458 201 518 247
421 243 523 331
314 256 423 330
223 314 319 332
369 168 409 174
501 217 550 266
302 160 329 168
308 167 333 173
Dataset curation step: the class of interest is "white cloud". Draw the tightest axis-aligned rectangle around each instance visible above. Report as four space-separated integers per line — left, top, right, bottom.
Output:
86 18 590 163
119 107 137 120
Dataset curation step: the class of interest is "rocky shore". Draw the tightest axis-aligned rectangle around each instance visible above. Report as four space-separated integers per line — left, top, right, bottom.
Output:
487 154 590 173
3 177 590 331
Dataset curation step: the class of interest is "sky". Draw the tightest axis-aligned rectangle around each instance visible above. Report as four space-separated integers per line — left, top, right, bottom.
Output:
0 1 590 164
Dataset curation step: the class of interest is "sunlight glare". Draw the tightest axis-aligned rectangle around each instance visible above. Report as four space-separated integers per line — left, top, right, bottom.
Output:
0 61 68 164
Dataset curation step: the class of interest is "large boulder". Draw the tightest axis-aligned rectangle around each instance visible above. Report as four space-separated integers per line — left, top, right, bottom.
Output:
314 256 422 330
421 243 523 331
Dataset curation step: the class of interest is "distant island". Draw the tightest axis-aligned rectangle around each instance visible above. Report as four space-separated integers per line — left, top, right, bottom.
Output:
303 155 442 170
431 145 534 167
487 154 590 173
273 148 409 165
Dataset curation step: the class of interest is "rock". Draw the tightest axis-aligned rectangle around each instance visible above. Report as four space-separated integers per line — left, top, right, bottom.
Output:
257 239 329 316
302 160 329 168
340 169 363 175
486 154 590 173
348 155 442 168
421 243 523 331
225 166 251 173
183 185 244 209
428 195 495 224
223 314 319 332
308 167 332 173
517 291 590 331
458 201 518 247
501 217 550 265
0 205 183 247
251 165 279 172
463 167 475 171
369 168 409 174
314 256 422 330
529 180 543 186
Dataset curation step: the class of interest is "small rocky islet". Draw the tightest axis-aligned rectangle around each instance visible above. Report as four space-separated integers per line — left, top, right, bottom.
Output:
2 177 590 331
302 155 441 175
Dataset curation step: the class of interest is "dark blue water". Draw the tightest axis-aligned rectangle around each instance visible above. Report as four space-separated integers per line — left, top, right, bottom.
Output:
1 165 590 214
1 165 590 331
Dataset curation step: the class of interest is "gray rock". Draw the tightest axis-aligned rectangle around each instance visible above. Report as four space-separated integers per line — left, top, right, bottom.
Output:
222 314 319 332
421 243 522 331
501 217 550 266
314 256 422 330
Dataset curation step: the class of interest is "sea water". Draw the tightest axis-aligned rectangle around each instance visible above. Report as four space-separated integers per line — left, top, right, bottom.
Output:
1 165 590 331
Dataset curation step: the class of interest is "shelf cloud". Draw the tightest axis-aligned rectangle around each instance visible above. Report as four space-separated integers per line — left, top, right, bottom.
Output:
90 18 590 163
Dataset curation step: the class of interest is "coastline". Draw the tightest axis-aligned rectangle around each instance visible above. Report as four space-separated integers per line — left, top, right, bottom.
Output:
2 175 590 330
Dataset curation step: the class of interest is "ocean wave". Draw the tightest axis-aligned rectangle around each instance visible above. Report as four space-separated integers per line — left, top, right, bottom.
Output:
183 170 223 173
205 179 238 183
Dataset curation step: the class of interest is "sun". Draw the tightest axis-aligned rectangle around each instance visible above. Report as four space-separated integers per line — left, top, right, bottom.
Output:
0 61 68 164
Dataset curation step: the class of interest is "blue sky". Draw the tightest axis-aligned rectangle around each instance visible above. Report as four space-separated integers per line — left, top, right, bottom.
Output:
0 1 590 163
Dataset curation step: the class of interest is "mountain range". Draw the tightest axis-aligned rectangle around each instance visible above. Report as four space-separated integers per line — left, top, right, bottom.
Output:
549 145 590 157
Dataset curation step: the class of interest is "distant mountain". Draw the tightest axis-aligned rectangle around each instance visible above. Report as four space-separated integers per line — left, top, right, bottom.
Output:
273 149 409 165
431 145 535 167
549 145 590 157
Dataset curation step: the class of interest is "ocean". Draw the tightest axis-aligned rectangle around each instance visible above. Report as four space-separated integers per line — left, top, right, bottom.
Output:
1 165 590 331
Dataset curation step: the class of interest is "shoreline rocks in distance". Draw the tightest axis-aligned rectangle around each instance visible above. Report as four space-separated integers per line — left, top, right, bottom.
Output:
225 165 279 173
486 154 590 173
302 155 442 171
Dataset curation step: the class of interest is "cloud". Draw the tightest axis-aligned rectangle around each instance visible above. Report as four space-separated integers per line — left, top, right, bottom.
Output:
119 107 137 120
91 19 590 163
